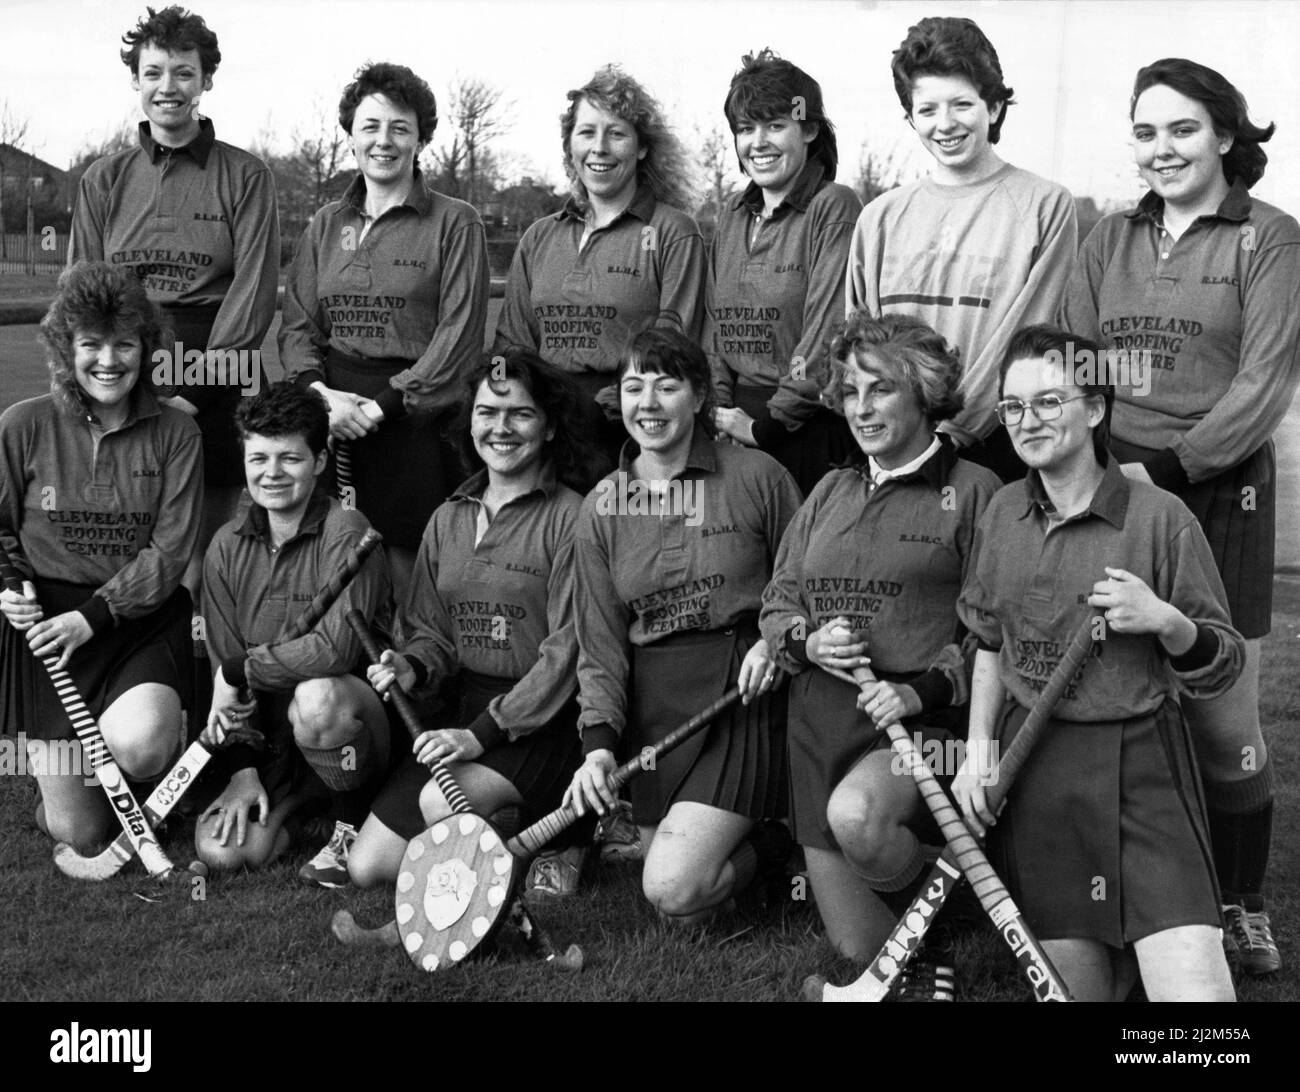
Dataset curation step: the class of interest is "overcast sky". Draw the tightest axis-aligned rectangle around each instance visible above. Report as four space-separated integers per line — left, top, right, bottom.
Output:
4 0 1299 212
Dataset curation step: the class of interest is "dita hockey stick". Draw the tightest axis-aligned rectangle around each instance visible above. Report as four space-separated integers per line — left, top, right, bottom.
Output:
808 614 1097 1001
0 542 176 878
54 527 384 880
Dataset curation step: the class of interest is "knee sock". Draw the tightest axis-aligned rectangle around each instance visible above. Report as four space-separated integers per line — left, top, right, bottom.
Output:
850 826 928 896
298 727 375 830
1204 762 1273 912
728 820 794 896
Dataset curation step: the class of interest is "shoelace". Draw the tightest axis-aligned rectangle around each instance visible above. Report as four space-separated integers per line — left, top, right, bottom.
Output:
1230 908 1275 951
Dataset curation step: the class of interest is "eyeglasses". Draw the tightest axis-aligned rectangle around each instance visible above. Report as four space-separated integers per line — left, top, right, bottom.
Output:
995 394 1089 426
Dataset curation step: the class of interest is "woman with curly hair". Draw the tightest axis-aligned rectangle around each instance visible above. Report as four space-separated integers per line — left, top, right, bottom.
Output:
707 49 862 495
759 312 998 998
0 261 202 851
280 61 490 602
348 349 600 888
1060 59 1300 977
494 65 707 460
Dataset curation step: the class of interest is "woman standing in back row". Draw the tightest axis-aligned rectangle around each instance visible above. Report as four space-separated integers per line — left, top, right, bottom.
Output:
1061 59 1300 977
280 62 490 603
707 50 862 496
494 65 707 461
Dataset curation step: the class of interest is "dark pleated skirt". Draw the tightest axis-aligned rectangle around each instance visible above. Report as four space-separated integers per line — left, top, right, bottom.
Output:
370 670 582 840
159 303 250 488
1111 437 1274 638
323 348 454 549
989 697 1220 946
626 623 787 825
733 384 854 498
0 580 193 742
786 666 966 851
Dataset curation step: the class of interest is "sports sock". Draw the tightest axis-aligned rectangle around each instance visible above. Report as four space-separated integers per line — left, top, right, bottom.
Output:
1205 762 1273 910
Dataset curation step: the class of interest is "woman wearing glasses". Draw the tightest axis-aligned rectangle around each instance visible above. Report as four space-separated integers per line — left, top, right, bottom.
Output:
760 312 998 999
955 324 1243 1002
1060 59 1300 975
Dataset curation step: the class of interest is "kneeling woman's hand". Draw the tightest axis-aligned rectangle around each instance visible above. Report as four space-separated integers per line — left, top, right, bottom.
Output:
806 616 871 675
856 680 920 729
952 749 1000 839
564 749 618 817
367 649 416 698
412 727 483 766
201 768 269 848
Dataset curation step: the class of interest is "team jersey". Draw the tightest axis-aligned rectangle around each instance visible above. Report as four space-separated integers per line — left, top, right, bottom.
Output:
279 171 490 417
0 390 202 634
1059 180 1300 488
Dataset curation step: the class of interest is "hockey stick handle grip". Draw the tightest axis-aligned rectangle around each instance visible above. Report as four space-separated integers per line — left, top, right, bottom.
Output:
345 609 472 816
507 687 742 858
283 528 382 642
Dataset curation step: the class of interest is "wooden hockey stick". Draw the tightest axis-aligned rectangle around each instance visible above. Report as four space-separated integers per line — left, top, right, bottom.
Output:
808 614 1096 1001
1 542 177 878
53 527 384 880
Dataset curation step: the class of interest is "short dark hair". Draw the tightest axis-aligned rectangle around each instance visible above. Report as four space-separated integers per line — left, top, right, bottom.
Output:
339 62 439 145
453 349 605 494
120 5 221 77
723 48 838 180
998 324 1114 463
1131 58 1275 189
234 382 330 456
39 261 169 418
891 17 1015 143
616 328 716 439
824 311 964 425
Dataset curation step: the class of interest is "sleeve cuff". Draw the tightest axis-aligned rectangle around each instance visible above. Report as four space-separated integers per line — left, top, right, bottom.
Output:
76 595 115 636
581 723 618 756
466 709 505 751
784 624 811 666
1170 624 1220 673
182 382 222 413
977 638 1001 654
293 368 327 392
408 658 429 690
750 413 788 452
220 743 260 775
221 656 249 690
374 386 408 421
907 669 954 714
1145 447 1190 492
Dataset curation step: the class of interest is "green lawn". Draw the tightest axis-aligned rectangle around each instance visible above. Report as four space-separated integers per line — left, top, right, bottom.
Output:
3 578 1297 1003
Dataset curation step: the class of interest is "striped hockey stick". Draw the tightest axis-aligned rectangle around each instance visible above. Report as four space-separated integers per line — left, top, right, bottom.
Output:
809 613 1097 1001
53 527 384 880
0 543 175 878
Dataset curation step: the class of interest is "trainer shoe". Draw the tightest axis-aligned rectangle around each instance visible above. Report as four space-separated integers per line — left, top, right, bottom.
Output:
887 947 956 1002
297 820 358 889
1223 904 1282 976
596 799 642 862
526 845 588 899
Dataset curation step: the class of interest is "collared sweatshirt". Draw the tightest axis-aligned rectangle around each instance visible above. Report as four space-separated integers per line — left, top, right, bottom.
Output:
573 430 802 751
845 164 1077 444
1059 181 1300 489
957 458 1244 718
706 162 862 444
760 440 998 710
203 488 391 694
279 171 490 418
0 389 202 634
493 186 707 377
397 464 582 750
69 119 281 404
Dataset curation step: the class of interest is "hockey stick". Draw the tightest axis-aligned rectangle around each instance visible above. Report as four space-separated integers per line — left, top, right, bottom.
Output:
1 542 177 878
806 615 1097 1001
53 527 384 880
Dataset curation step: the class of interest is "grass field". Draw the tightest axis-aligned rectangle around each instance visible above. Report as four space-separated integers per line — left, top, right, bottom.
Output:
2 575 1296 1003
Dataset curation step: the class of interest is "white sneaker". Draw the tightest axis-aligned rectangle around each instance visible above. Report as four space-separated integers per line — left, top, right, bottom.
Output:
297 820 358 888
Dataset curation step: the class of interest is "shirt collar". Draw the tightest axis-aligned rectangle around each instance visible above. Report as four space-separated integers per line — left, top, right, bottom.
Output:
616 425 718 477
449 460 559 504
1127 177 1253 226
558 183 658 226
236 484 334 541
868 436 942 488
138 117 215 167
343 167 435 217
735 160 827 217
1018 452 1129 530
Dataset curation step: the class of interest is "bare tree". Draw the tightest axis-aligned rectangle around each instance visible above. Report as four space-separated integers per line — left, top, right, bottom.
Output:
696 125 739 227
291 100 348 213
441 77 512 209
854 139 918 205
0 100 32 250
